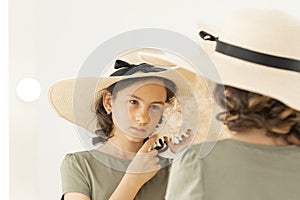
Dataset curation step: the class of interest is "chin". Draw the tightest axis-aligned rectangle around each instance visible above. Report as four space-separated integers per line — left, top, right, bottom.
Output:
125 134 147 143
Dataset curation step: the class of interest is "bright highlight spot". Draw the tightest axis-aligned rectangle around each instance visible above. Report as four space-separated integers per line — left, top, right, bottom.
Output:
16 78 41 102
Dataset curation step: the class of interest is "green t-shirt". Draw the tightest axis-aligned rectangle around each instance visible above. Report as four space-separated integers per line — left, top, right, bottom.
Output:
61 150 170 200
166 139 300 200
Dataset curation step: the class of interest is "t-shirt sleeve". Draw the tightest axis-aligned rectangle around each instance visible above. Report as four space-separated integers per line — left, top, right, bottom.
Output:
60 153 91 199
165 146 205 200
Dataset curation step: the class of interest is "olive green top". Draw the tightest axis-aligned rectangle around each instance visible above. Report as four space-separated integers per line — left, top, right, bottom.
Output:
61 150 170 200
166 139 300 200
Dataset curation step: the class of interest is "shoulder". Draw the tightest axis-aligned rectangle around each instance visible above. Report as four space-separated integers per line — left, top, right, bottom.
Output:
166 144 207 199
171 144 202 168
60 151 93 198
63 151 93 161
61 151 96 172
171 140 233 164
62 151 93 164
173 140 218 159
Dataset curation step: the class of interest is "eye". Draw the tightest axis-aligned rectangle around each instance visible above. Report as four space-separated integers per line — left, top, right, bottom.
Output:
129 99 138 105
150 104 162 111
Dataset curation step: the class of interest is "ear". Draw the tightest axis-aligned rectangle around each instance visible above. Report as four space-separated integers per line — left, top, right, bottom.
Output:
102 90 112 113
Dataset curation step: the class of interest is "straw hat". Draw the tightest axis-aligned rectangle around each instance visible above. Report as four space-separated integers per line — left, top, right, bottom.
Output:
48 48 203 139
198 9 300 111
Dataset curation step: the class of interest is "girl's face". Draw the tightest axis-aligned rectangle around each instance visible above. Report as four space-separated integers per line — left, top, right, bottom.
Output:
111 79 167 142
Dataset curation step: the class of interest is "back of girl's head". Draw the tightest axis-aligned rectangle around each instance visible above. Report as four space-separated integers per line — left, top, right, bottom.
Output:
93 62 177 145
214 84 300 145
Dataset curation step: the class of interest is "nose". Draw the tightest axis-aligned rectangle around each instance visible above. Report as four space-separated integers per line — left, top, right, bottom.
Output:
136 108 150 126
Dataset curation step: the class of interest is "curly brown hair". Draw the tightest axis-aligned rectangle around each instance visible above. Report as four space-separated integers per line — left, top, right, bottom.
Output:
93 76 176 145
214 84 300 145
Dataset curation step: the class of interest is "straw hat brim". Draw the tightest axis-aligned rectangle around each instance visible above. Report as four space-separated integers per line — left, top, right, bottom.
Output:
197 9 300 111
48 66 200 134
199 39 300 111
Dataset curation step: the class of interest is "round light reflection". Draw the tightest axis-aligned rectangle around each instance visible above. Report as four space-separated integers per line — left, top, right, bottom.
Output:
16 78 41 102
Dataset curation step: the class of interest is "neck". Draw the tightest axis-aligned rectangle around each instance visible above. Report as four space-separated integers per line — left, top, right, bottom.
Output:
231 128 289 146
108 135 143 153
97 129 144 160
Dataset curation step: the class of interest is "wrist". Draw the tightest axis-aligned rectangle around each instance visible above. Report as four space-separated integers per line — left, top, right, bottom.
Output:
123 173 145 189
109 174 142 200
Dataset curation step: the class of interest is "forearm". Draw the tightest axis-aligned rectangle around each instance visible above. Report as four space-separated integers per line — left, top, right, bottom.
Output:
109 136 160 200
109 174 143 200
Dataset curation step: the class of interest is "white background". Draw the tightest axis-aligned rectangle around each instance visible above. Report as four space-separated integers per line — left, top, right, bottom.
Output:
3 0 300 200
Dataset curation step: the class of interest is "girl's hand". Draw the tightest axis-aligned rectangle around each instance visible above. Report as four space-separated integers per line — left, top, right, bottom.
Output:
168 129 193 153
109 135 161 200
125 134 160 186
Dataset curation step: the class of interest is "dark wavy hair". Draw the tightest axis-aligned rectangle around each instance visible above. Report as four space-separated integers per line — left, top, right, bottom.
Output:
214 84 300 145
92 76 176 145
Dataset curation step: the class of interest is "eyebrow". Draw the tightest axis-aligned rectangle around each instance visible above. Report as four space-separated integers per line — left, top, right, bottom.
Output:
129 95 165 104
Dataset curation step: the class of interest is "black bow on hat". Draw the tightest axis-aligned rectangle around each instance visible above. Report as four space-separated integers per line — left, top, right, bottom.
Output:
110 60 166 76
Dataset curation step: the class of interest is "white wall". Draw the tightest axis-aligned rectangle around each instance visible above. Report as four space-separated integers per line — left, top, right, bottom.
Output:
8 0 300 200
1 0 9 199
9 0 38 199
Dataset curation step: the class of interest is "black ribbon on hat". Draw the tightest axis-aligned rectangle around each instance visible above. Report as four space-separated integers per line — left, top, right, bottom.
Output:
199 31 300 73
110 60 166 76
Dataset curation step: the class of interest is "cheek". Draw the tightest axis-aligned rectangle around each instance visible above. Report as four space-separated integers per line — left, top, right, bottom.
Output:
126 107 136 121
111 102 132 127
149 110 164 125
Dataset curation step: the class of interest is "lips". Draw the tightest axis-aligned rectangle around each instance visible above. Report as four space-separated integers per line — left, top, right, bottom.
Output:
130 127 146 133
127 126 154 139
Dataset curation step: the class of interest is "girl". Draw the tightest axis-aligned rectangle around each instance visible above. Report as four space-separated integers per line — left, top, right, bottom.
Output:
49 51 198 200
166 9 300 200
